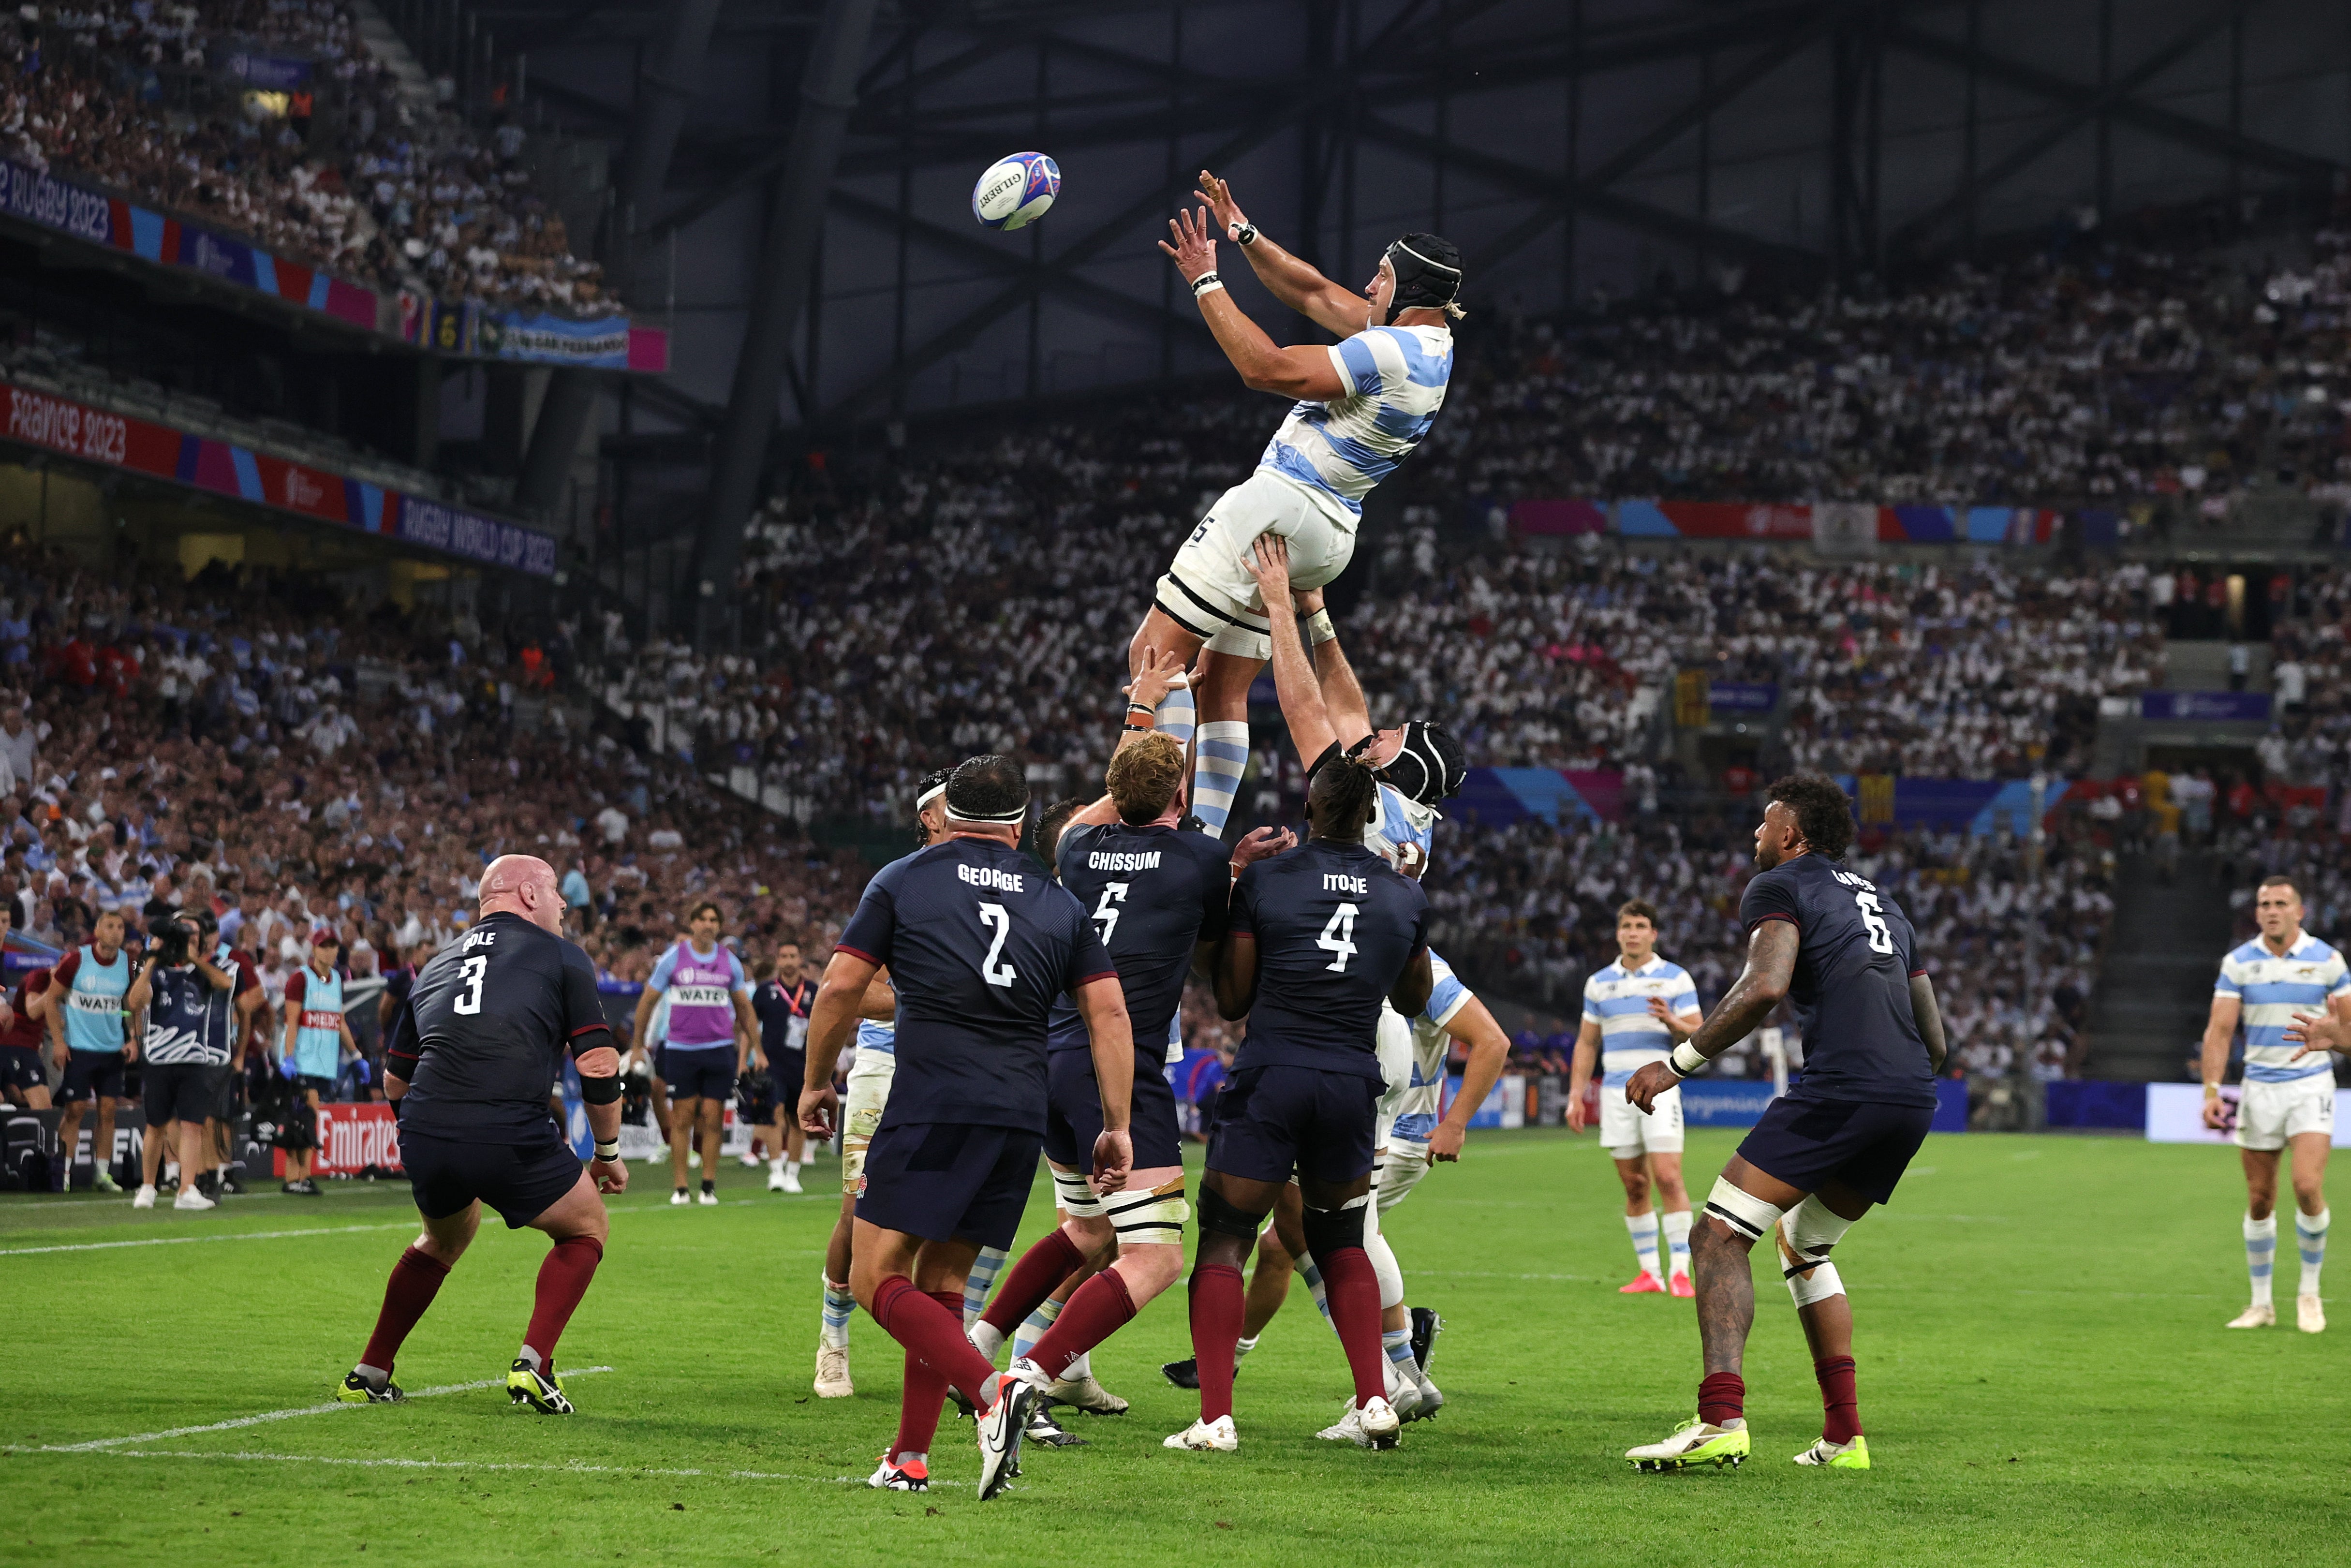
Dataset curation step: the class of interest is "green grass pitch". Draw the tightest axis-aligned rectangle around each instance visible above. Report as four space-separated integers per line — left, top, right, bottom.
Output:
3 1127 2339 1566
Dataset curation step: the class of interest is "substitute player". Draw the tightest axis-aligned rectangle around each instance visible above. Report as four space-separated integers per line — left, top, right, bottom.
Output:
1137 171 1461 836
636 902 755 1206
2201 875 2346 1334
799 754 1134 1500
1169 751 1434 1455
754 943 819 1193
1570 901 1705 1296
48 908 135 1193
340 855 628 1411
1623 776 1945 1474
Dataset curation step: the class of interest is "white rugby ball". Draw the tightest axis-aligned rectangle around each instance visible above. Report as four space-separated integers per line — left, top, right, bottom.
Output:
973 151 1060 231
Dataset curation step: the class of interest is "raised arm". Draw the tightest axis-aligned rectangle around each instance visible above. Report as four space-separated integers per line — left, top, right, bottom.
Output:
1195 170 1368 340
1243 536 1339 765
1292 587 1374 750
1161 208 1347 401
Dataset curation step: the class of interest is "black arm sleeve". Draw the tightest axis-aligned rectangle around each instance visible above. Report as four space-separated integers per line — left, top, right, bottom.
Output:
383 994 421 1079
562 944 617 1058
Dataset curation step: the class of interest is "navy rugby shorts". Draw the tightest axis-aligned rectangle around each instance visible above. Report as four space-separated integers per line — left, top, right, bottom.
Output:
855 1120 1041 1251
400 1130 585 1229
1735 1091 1934 1207
664 1046 736 1102
1206 1064 1378 1187
1042 1047 1183 1173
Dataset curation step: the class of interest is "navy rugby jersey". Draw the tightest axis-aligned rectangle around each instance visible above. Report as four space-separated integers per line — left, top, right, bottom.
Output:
1229 838 1428 1081
1046 821 1230 1059
391 913 616 1145
1738 852 1934 1108
837 836 1115 1133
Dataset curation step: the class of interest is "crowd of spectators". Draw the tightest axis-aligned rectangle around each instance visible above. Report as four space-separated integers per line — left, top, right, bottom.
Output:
0 3 610 311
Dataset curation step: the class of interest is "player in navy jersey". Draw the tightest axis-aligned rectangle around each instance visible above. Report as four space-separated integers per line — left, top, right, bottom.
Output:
1622 777 1947 1474
799 755 1136 1501
339 856 628 1414
1169 750 1433 1455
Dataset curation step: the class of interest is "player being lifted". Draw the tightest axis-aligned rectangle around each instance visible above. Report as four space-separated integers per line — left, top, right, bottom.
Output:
1623 778 1945 1473
340 856 628 1413
1139 170 1461 837
2201 875 2345 1334
1569 900 1705 1296
1169 748 1434 1454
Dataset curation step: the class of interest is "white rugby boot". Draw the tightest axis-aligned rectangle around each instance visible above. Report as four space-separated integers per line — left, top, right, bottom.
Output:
2225 1302 2275 1328
1163 1414 1239 1452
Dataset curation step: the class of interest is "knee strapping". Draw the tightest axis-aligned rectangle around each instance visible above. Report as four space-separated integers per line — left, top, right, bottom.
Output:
1050 1163 1107 1220
1777 1196 1855 1307
1300 1201 1367 1258
1366 1229 1404 1310
1703 1177 1787 1243
1102 1174 1189 1241
1197 1185 1268 1242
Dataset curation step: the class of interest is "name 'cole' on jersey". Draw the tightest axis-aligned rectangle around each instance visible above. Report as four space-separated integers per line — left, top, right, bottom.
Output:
1231 839 1429 1081
1046 821 1231 1063
836 835 1115 1134
390 912 615 1145
1738 853 1934 1109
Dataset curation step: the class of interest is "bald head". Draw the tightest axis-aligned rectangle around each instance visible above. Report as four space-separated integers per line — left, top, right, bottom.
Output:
480 854 563 934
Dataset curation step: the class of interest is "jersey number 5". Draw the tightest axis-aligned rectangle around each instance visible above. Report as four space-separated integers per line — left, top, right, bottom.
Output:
977 902 1018 988
1091 883 1129 946
1853 891 1894 956
454 955 488 1014
1317 903 1360 972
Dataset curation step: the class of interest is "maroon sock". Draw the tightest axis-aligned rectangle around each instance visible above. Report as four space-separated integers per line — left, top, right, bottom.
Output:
979 1228 1086 1336
871 1275 1000 1407
1698 1370 1746 1428
1815 1355 1861 1443
361 1246 450 1372
1315 1245 1390 1407
1027 1268 1138 1381
1187 1264 1246 1423
890 1290 966 1461
522 1234 605 1366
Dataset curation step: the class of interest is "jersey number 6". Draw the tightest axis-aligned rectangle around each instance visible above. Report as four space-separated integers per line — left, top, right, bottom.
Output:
977 902 1018 988
453 955 488 1014
1852 891 1894 956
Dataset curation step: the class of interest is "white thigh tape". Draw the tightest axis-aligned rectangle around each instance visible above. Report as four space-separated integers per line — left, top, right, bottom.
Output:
1776 1196 1854 1307
1103 1175 1188 1240
1703 1177 1786 1242
1050 1164 1107 1220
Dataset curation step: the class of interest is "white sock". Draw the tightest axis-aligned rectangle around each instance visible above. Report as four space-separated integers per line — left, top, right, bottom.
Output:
1191 719 1250 837
1155 685 1197 750
1011 1296 1064 1362
784 1160 800 1178
1662 1210 1694 1280
769 1156 784 1174
820 1273 857 1351
1626 1212 1663 1281
1065 1349 1092 1382
1233 1333 1259 1364
2297 1208 2330 1298
2246 1213 2277 1308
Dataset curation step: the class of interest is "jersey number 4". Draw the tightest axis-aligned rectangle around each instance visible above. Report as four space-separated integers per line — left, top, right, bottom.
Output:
1852 891 1894 956
977 902 1018 988
453 955 488 1014
1318 903 1360 972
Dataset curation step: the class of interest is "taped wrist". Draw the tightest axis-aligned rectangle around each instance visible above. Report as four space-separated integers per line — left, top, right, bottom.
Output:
1305 608 1336 644
1299 1198 1368 1258
1196 1184 1269 1242
577 1072 623 1105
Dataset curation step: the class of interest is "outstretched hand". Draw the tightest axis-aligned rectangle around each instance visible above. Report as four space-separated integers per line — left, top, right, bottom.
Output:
1125 644 1190 713
1195 169 1249 239
1246 533 1293 598
1158 206 1218 284
1229 823 1296 872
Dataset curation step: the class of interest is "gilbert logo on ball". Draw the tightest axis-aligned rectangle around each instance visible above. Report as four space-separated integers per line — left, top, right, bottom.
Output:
973 151 1060 231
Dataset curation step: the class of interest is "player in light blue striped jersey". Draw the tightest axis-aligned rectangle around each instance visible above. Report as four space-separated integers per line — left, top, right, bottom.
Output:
2200 875 2349 1335
1570 901 1705 1297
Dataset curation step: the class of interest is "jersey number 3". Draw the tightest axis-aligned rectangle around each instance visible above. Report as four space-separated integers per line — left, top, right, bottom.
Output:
1853 891 1894 956
453 955 488 1015
977 902 1017 988
1318 903 1360 972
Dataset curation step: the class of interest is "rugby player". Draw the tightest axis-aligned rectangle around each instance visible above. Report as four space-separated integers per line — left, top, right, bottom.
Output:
635 902 755 1205
752 942 819 1193
1623 777 1945 1473
813 769 952 1400
339 855 628 1412
2201 875 2345 1333
1169 748 1433 1454
800 755 1134 1500
1570 901 1705 1295
1138 170 1460 837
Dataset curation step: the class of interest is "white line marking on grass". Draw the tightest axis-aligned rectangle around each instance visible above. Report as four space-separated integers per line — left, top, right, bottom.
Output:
44 1368 614 1451
51 1448 927 1487
0 1196 806 1257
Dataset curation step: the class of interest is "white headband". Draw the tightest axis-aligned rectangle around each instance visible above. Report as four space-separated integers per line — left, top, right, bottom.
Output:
946 800 1027 825
916 781 949 811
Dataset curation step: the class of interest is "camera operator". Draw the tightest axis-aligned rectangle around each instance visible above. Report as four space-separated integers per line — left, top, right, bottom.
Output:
125 910 251 1211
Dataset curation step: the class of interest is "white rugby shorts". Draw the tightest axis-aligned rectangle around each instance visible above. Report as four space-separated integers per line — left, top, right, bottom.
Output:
1601 1081 1684 1159
2234 1076 2335 1152
1154 470 1358 662
1373 1004 1413 1147
840 1050 895 1194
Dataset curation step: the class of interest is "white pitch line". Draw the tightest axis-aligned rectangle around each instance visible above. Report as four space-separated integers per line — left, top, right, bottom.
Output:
0 1196 804 1257
44 1367 614 1451
51 1447 931 1487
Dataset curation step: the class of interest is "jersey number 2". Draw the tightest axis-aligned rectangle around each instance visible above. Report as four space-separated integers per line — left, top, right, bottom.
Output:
1318 903 1360 972
453 955 488 1014
977 902 1017 988
1853 891 1894 956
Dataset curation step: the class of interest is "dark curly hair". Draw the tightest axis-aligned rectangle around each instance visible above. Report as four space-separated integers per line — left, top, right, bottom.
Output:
1767 773 1855 860
1309 752 1382 840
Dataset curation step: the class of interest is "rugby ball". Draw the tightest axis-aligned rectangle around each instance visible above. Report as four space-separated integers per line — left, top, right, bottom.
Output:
973 152 1060 231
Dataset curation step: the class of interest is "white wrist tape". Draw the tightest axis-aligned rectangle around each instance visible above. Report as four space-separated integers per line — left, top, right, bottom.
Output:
1670 1040 1707 1078
594 1140 620 1161
1306 608 1336 644
1191 272 1225 299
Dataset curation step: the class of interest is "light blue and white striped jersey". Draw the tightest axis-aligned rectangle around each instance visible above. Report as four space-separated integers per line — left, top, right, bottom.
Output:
1396 950 1474 1143
855 1016 894 1059
1582 956 1701 1086
1258 324 1453 518
2217 934 2351 1084
1365 782 1435 874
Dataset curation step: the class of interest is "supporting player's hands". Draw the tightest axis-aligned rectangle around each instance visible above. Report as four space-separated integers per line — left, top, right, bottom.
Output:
1229 823 1296 872
590 1154 629 1195
1428 1119 1467 1164
1125 644 1190 712
1244 533 1292 599
1090 1128 1133 1196
1625 1060 1678 1114
1394 842 1428 880
1195 170 1249 240
1158 206 1218 285
1291 586 1325 615
798 1082 839 1139
2285 1009 2349 1059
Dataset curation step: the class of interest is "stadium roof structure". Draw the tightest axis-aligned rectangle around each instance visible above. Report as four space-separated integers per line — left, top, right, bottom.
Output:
410 0 2347 638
